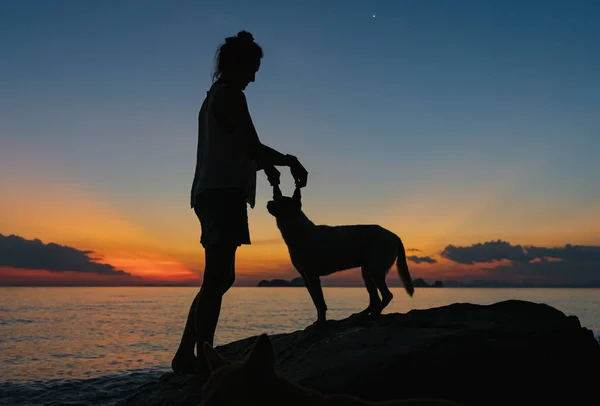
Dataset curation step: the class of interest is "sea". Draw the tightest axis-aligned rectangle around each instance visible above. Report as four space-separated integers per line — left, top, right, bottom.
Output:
1 287 599 405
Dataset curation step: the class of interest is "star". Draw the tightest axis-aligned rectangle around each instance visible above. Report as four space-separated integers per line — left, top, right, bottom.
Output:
372 14 376 18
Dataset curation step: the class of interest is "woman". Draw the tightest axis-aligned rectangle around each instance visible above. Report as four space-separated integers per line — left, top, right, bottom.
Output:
171 30 308 376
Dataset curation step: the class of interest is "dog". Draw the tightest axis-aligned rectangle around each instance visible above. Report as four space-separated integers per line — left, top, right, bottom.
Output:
199 333 463 406
266 186 414 325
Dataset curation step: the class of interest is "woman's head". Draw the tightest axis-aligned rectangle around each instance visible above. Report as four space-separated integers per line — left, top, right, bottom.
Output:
214 31 263 89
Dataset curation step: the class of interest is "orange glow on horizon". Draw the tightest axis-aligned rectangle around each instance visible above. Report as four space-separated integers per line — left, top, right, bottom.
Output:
0 266 140 286
2 149 598 286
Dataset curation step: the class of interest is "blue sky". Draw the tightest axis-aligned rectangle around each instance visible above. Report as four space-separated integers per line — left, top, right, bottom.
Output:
1 0 599 286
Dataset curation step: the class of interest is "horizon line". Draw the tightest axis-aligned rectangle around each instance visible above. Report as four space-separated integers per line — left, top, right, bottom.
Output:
1 284 599 289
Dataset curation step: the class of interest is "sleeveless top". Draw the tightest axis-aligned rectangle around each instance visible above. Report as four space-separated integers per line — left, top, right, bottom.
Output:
190 83 258 209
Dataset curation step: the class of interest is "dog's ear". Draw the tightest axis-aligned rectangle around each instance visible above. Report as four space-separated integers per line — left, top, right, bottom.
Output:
203 341 230 373
243 333 275 373
273 185 283 200
292 187 301 203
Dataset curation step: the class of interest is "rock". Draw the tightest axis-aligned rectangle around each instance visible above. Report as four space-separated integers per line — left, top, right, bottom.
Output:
117 300 599 406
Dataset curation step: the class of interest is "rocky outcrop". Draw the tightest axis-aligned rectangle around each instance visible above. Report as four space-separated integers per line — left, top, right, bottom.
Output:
257 277 305 287
118 300 599 406
412 278 443 287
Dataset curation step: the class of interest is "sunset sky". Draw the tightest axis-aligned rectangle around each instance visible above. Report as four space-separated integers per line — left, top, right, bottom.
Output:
1 1 599 287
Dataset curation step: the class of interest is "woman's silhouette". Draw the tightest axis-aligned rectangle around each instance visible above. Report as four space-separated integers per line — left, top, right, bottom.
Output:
171 30 308 376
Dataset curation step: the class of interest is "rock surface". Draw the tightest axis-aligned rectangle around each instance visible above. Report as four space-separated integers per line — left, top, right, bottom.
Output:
117 300 599 406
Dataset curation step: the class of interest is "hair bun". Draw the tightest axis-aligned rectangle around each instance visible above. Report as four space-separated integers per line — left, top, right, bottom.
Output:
236 30 255 43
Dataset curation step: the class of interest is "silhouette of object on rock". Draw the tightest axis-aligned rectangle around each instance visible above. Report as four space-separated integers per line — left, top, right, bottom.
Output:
118 300 600 406
199 333 463 405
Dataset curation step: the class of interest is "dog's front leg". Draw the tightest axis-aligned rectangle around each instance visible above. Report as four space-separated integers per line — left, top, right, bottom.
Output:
303 275 327 324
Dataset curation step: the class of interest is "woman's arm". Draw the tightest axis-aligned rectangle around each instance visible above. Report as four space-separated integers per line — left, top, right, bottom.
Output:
215 86 308 187
216 87 294 167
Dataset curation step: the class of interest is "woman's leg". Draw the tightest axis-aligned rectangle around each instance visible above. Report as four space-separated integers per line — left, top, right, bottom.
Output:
193 244 237 354
171 245 237 374
171 290 201 373
172 187 248 374
223 252 236 295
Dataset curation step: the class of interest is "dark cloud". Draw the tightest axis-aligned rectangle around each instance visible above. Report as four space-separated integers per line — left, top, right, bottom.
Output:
407 248 422 253
0 233 131 276
440 240 600 284
407 255 437 264
489 259 600 284
441 240 600 265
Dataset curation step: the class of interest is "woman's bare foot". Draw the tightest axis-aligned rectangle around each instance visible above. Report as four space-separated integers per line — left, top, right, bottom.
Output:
171 350 197 375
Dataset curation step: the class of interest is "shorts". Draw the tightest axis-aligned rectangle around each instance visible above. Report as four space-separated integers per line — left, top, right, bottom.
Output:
193 187 251 248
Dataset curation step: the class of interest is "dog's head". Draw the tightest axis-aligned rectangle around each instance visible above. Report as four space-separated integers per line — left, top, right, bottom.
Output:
199 334 278 406
266 186 302 218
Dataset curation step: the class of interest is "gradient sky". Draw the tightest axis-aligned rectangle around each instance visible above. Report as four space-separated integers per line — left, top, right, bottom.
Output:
1 0 599 286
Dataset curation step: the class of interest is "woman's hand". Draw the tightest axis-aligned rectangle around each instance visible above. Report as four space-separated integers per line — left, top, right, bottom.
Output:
286 155 308 188
264 165 281 187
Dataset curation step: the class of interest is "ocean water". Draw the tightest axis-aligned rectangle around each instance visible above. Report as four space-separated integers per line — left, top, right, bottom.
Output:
1 286 599 405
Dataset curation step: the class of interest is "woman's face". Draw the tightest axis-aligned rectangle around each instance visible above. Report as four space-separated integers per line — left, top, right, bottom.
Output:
239 60 260 90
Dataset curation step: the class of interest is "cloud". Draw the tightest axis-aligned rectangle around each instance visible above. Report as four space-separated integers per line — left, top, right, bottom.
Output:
441 240 600 265
440 240 600 284
407 248 422 253
0 233 132 276
407 255 437 264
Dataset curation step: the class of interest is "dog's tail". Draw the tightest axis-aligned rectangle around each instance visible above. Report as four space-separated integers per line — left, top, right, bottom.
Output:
396 236 414 297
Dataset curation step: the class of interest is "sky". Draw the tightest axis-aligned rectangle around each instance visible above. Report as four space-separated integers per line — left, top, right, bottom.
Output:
1 0 599 287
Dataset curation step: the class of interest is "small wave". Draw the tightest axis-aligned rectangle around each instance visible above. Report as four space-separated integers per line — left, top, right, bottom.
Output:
0 318 35 326
126 342 166 351
0 367 168 406
50 353 106 360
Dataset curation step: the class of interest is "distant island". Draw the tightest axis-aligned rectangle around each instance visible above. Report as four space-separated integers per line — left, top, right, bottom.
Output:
257 277 305 287
413 278 444 287
257 277 443 288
